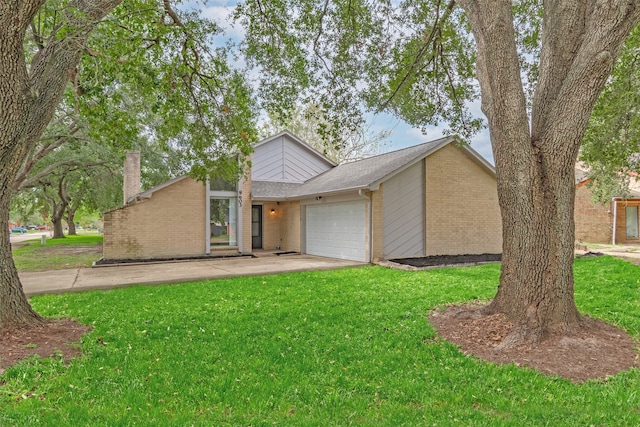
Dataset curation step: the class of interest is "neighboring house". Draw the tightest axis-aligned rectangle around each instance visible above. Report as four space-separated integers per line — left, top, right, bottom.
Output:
103 131 503 262
575 165 640 245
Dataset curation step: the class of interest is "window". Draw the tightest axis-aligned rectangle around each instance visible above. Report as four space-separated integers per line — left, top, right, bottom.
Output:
208 178 238 248
209 177 236 191
626 206 639 239
210 197 237 246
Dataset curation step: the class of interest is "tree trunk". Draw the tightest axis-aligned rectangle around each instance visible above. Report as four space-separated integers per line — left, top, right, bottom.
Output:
52 220 66 239
0 219 43 329
0 150 42 329
50 197 67 239
457 0 640 345
487 148 581 345
51 177 72 238
67 210 77 236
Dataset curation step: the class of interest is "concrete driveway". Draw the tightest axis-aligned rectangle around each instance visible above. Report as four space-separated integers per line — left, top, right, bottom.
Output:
19 254 367 296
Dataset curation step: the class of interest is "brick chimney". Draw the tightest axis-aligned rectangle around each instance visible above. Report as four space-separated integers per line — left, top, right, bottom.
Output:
123 150 141 204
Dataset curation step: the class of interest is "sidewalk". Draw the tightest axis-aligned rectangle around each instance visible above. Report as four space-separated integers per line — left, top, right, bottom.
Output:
19 255 366 296
577 242 640 263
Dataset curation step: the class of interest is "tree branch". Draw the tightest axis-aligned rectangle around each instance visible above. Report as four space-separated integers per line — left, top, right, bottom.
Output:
380 0 456 110
13 125 84 189
163 0 183 26
17 160 106 190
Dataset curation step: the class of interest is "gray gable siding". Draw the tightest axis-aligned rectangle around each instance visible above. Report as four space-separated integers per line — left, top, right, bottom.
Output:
383 161 425 258
283 138 331 181
252 134 333 182
252 137 285 180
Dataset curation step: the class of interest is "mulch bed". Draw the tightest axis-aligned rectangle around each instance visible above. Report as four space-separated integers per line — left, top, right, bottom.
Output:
390 253 502 268
94 253 253 266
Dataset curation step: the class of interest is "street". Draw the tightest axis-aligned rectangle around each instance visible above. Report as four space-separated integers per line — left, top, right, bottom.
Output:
9 231 50 244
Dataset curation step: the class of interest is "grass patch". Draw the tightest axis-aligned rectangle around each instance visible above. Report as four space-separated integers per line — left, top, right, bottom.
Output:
12 234 103 272
1 257 639 425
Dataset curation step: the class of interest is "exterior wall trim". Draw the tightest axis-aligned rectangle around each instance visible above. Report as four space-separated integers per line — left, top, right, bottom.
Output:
205 180 211 254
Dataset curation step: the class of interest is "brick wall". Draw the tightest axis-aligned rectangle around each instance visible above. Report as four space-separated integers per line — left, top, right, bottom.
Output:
574 184 612 244
279 201 301 252
424 144 502 255
103 177 206 260
261 202 281 250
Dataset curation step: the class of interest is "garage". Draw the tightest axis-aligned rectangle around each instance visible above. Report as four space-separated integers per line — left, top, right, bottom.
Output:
305 201 367 262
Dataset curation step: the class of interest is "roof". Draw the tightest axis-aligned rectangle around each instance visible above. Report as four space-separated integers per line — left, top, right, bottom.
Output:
116 135 496 204
252 136 495 199
251 181 304 200
129 175 190 203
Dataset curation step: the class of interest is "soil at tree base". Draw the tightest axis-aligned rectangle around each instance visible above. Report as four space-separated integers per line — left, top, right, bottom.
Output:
0 319 91 375
430 302 639 382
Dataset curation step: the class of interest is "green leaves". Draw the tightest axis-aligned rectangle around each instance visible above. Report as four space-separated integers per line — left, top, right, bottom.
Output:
581 26 640 202
67 0 258 182
237 0 484 143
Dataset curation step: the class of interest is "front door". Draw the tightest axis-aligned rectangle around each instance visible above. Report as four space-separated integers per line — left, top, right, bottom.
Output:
252 205 263 249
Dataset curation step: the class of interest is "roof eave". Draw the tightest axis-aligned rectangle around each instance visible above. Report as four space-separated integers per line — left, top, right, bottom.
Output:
288 185 370 200
368 136 455 189
134 175 190 201
459 143 496 177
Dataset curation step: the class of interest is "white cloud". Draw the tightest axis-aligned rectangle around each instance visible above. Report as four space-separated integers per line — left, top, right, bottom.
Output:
200 3 245 43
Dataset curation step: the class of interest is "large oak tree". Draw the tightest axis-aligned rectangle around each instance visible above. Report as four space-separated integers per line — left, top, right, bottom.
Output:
237 0 640 345
0 0 256 329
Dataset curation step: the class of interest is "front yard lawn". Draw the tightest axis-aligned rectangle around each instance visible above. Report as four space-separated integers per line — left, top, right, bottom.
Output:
1 256 639 425
12 235 103 271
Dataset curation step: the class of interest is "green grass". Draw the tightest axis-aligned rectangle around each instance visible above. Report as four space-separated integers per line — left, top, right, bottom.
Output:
12 234 103 272
1 256 639 426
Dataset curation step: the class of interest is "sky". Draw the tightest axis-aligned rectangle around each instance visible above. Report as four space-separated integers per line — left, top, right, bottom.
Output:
367 107 493 164
193 0 494 164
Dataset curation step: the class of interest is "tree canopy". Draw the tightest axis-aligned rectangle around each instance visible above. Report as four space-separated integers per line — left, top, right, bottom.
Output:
581 26 640 203
235 0 482 146
65 0 258 181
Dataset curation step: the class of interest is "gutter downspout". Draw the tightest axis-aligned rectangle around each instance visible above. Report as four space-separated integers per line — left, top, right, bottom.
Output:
612 197 618 245
359 189 372 263
205 179 211 254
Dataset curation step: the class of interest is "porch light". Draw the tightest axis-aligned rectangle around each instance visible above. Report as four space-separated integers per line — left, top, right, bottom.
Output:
270 208 276 215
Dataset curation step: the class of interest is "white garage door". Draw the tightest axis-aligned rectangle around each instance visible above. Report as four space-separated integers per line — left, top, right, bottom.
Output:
306 201 367 262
